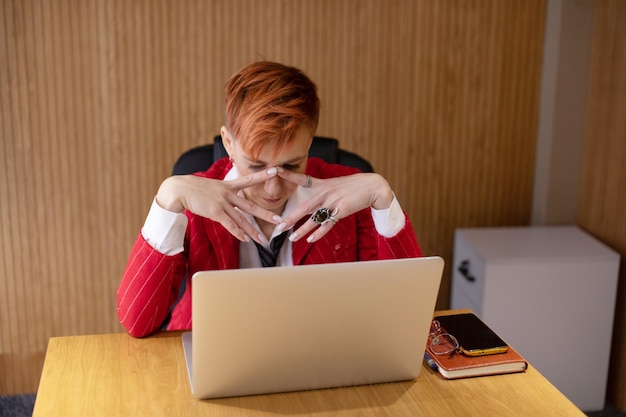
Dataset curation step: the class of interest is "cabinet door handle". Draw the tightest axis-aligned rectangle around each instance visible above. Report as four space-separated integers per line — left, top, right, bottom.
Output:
458 260 476 282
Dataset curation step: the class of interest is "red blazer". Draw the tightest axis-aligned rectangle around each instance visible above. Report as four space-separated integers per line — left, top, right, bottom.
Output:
117 158 422 337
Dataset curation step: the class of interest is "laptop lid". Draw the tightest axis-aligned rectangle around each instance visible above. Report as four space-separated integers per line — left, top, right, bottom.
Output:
182 256 443 399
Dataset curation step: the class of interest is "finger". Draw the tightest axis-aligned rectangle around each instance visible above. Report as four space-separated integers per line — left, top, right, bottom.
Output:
219 205 269 245
288 219 335 243
214 212 253 243
230 194 284 225
277 200 320 233
306 221 336 243
276 169 310 187
229 167 279 191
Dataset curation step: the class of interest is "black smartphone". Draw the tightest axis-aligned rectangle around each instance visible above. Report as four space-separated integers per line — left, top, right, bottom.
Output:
434 313 508 356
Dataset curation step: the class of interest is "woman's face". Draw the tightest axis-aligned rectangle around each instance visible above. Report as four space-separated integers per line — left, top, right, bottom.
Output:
223 127 312 215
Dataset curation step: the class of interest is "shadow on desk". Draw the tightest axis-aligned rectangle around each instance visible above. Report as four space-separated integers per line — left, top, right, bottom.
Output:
205 380 413 414
153 329 413 412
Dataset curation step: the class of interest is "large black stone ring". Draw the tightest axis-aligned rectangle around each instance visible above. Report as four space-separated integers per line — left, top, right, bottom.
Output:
311 207 339 225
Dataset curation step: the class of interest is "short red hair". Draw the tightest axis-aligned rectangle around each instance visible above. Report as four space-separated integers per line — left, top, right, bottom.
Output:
224 61 320 159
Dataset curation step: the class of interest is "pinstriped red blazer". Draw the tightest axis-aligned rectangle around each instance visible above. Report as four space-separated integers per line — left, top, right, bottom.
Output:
117 158 422 337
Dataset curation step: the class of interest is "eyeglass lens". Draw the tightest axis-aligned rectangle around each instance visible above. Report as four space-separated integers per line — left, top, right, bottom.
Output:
429 320 459 355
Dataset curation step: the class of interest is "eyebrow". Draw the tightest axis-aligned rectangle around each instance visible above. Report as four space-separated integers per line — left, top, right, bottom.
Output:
245 155 307 166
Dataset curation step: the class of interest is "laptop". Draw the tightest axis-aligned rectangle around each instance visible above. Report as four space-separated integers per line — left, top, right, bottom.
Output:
182 256 444 399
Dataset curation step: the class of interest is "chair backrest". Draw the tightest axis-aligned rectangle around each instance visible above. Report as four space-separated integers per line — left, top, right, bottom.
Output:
172 135 374 175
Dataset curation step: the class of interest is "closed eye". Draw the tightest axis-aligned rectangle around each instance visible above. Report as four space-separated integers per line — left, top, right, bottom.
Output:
248 164 266 172
281 164 300 171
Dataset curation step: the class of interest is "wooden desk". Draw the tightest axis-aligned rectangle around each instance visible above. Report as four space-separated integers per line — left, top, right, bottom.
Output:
33 312 585 417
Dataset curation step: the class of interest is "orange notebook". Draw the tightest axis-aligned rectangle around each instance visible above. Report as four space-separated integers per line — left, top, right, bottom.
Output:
424 331 528 379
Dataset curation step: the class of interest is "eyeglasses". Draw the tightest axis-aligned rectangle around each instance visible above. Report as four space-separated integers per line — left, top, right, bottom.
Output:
429 320 460 356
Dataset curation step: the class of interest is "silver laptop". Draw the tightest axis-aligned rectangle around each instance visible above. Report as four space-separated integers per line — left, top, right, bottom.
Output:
182 256 444 399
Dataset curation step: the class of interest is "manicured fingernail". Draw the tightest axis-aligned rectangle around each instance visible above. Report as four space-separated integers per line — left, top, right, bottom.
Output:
267 167 277 175
306 234 315 243
258 234 269 244
288 232 299 242
242 234 251 243
276 222 286 232
273 215 284 223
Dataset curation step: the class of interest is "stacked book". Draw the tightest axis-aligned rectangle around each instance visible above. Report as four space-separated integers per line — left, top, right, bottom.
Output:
424 313 528 379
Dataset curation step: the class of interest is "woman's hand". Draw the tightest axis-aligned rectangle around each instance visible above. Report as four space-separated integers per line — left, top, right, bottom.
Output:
156 168 283 244
276 169 394 243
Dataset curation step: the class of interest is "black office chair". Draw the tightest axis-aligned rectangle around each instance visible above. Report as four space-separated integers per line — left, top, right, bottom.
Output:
172 135 374 175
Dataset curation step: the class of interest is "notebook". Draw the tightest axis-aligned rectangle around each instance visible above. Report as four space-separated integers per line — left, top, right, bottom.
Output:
182 256 444 399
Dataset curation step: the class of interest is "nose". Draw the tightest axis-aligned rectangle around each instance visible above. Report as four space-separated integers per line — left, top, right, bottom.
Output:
264 175 283 195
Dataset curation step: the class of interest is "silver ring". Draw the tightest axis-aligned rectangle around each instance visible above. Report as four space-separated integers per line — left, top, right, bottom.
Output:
302 175 312 189
311 207 339 225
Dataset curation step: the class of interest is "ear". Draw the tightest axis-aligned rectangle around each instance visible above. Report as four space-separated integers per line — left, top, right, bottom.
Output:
220 126 235 158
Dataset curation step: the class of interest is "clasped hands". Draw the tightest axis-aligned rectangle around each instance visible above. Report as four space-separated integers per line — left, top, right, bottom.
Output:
156 167 394 245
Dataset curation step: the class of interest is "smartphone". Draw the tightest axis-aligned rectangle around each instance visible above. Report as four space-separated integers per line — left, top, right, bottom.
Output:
434 313 509 356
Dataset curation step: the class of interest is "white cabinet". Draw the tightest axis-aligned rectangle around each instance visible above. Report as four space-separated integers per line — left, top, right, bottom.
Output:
451 226 620 412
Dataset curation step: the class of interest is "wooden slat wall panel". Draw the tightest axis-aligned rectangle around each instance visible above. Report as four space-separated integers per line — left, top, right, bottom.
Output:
578 0 626 411
0 0 545 394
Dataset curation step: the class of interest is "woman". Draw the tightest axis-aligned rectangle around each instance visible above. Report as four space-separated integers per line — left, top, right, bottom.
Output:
117 61 422 337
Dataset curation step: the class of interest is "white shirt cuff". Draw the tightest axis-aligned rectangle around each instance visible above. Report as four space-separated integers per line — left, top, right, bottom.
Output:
141 198 188 255
370 195 406 238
